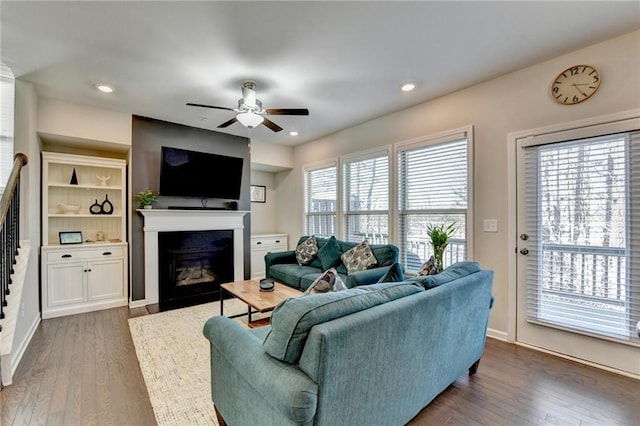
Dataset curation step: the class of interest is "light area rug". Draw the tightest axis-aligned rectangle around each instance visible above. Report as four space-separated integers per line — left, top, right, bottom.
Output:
128 298 261 426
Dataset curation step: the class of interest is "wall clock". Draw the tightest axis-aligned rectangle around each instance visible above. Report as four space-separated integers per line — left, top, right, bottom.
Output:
551 65 600 105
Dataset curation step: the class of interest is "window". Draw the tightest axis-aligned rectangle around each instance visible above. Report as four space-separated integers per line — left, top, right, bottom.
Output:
304 163 337 238
523 129 640 343
342 150 389 244
397 131 470 271
0 64 15 195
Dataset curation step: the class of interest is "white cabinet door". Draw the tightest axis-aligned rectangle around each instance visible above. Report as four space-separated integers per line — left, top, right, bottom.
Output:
47 262 85 306
87 258 124 301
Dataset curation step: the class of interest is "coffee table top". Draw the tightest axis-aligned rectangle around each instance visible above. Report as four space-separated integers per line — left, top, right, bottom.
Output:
221 280 303 312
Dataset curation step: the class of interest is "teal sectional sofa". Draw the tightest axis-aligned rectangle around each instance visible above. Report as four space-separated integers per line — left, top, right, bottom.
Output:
265 236 399 290
203 262 494 426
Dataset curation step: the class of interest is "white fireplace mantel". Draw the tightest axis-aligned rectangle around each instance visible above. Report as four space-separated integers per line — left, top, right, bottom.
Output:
138 209 249 305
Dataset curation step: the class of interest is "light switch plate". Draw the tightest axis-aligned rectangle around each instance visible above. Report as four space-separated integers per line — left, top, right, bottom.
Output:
483 219 498 232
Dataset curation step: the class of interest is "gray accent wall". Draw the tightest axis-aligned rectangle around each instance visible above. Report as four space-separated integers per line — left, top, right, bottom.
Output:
131 115 251 301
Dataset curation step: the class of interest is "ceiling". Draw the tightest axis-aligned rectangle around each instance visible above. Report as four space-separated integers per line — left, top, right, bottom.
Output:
2 1 639 146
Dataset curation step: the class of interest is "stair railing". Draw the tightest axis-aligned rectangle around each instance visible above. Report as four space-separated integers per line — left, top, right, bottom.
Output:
0 153 28 332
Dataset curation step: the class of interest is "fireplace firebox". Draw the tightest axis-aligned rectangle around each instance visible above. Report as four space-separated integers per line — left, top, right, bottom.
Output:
158 230 233 310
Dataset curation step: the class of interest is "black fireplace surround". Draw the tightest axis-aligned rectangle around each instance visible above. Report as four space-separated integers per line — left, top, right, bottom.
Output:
158 230 234 310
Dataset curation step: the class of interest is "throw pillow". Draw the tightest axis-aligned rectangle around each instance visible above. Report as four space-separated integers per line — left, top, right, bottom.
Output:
304 267 347 295
376 262 405 283
317 236 342 270
341 240 378 274
417 255 439 276
295 235 318 266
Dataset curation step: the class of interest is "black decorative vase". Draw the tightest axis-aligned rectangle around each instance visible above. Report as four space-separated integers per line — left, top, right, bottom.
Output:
89 199 102 215
101 194 114 215
70 168 78 185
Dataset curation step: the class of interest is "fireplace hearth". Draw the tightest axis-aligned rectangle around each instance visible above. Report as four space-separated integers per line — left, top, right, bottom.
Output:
158 230 233 310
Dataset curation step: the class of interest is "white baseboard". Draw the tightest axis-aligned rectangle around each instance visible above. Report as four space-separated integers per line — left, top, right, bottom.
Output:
129 299 148 309
487 327 508 341
9 314 40 383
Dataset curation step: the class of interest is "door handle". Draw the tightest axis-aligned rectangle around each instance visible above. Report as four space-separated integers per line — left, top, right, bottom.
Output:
520 233 529 241
520 248 529 255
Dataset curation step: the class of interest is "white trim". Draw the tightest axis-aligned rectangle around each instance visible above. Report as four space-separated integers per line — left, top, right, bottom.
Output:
506 108 640 344
394 125 470 152
486 328 508 342
6 314 40 385
128 299 148 309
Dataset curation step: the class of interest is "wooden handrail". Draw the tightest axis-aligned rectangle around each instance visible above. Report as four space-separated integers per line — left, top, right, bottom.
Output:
0 153 28 230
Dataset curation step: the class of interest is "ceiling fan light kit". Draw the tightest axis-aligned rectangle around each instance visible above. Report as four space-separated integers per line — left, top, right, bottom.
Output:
187 81 309 132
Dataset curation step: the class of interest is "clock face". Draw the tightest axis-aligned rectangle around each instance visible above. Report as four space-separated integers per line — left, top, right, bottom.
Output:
551 65 600 105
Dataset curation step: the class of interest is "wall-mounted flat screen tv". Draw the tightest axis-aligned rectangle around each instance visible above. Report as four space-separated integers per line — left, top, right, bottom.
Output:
159 146 244 200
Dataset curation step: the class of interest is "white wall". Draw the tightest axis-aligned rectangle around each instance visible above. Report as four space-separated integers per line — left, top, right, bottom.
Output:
250 170 279 234
276 30 640 335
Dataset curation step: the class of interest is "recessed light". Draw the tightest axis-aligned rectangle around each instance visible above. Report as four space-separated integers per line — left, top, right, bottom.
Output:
289 131 299 136
401 82 416 92
95 83 114 93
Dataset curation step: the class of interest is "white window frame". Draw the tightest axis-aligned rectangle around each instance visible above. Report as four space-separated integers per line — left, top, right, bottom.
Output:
302 159 338 238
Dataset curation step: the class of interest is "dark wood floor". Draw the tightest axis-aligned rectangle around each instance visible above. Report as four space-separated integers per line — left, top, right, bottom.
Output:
1 307 639 426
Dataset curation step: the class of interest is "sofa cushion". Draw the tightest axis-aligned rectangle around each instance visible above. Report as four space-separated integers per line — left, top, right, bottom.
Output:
270 264 322 289
341 240 378 274
407 261 481 289
295 236 318 265
317 236 342 270
263 282 424 364
377 262 404 283
370 244 398 267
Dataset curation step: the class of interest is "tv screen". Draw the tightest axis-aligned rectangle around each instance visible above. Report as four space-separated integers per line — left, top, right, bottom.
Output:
159 146 244 200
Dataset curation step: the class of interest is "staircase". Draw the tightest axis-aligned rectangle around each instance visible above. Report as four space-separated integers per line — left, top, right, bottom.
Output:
0 153 28 389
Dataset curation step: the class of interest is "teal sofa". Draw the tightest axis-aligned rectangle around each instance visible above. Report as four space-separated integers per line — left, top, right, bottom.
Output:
203 262 494 426
265 236 399 290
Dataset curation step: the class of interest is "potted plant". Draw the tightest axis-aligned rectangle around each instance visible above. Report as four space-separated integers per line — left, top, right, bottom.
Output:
426 222 457 272
136 189 158 209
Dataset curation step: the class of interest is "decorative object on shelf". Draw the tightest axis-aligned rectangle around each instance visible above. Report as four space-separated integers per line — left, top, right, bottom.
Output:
426 222 457 272
551 64 600 105
90 199 102 215
96 230 106 241
136 189 158 209
57 202 81 215
96 175 111 186
59 231 83 245
250 185 266 203
101 194 114 215
70 168 78 185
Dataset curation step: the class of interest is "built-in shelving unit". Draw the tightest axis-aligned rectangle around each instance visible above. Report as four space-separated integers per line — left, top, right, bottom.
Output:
41 151 128 318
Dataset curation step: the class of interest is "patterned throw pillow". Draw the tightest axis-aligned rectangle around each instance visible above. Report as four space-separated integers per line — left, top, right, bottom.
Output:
304 267 347 295
295 235 319 265
417 255 439 276
341 240 378 274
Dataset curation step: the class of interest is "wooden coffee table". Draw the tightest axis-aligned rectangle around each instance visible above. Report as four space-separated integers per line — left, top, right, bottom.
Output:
220 280 303 327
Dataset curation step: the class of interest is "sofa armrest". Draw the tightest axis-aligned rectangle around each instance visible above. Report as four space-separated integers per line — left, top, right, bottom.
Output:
265 250 297 270
203 316 318 424
344 265 392 288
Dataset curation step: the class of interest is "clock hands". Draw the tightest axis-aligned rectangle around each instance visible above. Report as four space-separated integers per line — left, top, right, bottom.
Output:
571 83 588 97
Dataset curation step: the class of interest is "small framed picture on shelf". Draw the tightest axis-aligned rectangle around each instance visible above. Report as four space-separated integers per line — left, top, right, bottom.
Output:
59 231 83 245
250 185 266 203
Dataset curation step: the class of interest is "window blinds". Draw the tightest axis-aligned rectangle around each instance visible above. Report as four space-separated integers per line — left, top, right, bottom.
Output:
343 153 389 244
397 136 468 271
522 130 640 344
304 164 337 238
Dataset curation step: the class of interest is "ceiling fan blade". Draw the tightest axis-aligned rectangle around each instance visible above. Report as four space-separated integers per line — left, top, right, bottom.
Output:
187 103 234 111
262 117 283 132
217 117 238 128
266 108 309 116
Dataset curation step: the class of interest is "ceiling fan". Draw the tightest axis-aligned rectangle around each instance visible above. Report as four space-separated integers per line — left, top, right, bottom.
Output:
187 81 309 132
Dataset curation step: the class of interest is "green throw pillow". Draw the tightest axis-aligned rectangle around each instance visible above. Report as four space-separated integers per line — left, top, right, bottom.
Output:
317 236 342 270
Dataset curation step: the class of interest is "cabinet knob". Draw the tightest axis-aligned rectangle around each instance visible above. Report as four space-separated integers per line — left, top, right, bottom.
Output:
103 251 112 256
275 240 281 243
256 241 262 245
62 254 72 258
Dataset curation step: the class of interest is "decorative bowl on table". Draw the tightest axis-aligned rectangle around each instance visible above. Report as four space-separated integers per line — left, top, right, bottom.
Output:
57 203 81 214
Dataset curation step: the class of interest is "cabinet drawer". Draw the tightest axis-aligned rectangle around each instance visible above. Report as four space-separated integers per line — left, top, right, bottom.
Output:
45 246 125 262
251 235 287 250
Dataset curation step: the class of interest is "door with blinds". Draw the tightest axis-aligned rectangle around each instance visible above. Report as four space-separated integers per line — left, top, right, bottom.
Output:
515 117 640 376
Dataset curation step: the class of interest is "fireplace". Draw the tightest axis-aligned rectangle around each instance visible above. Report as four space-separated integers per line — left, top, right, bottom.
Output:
138 209 248 308
158 230 233 310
